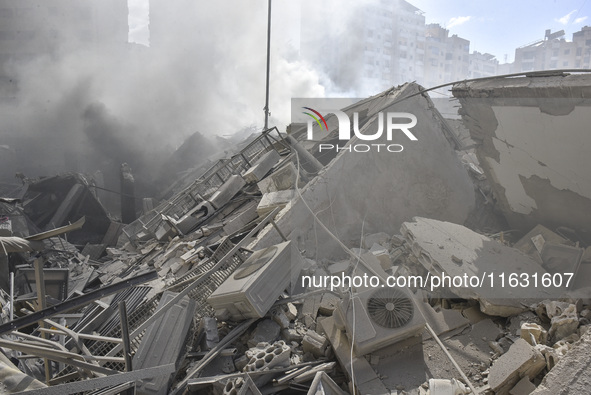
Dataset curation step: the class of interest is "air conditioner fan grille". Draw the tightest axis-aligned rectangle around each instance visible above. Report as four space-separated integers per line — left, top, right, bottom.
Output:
366 288 414 329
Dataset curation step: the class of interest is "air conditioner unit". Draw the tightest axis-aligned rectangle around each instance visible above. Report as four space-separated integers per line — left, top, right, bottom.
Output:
333 287 425 356
173 201 215 234
207 240 302 321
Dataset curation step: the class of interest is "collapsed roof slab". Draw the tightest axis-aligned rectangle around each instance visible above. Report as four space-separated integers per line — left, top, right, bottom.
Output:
255 83 475 259
401 217 554 317
452 73 591 244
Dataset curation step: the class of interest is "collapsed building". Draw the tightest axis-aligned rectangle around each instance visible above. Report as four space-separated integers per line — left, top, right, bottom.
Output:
0 73 590 395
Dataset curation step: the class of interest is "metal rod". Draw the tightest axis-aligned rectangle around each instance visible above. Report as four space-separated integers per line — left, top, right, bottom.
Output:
9 271 13 321
0 339 121 375
13 363 175 395
33 257 51 383
172 318 256 394
263 0 272 130
424 322 478 395
0 270 158 335
118 301 133 372
38 328 122 343
270 220 288 242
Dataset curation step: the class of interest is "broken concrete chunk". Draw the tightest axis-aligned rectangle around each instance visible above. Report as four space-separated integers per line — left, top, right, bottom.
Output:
461 305 491 324
234 355 249 372
521 323 548 346
248 319 280 348
318 293 340 316
488 339 546 395
370 243 392 270
547 303 579 341
222 376 262 395
363 232 391 249
285 302 298 321
281 328 303 343
401 217 552 317
391 234 405 247
256 190 294 218
508 311 541 337
203 317 219 350
417 301 470 337
509 377 536 395
327 260 350 275
300 293 322 320
271 309 290 329
531 329 591 394
537 340 572 370
302 329 329 358
244 340 291 372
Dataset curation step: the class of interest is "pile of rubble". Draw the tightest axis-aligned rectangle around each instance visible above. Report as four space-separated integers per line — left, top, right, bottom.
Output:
0 76 590 395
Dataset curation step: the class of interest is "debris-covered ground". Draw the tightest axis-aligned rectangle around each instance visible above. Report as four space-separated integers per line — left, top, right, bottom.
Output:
1 75 590 394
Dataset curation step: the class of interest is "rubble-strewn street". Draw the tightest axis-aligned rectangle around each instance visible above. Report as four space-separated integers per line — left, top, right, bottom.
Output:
1 75 590 395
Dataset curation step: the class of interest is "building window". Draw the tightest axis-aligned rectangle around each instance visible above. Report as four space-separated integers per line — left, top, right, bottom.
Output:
564 49 570 55
577 47 583 56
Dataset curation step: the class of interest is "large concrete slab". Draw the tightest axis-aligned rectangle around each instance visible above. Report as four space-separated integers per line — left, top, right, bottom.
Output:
530 328 591 395
453 74 591 244
401 217 553 316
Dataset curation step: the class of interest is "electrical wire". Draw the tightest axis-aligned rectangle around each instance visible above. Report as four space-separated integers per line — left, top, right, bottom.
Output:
372 69 591 116
294 150 373 395
288 70 591 392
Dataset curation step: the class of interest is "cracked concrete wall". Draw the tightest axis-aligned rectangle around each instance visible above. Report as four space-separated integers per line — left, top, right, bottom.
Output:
454 74 591 243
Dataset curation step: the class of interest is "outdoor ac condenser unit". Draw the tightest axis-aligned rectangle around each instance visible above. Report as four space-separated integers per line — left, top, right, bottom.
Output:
333 287 425 356
207 240 302 321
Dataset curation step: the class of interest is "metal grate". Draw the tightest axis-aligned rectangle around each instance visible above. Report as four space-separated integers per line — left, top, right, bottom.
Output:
121 128 287 244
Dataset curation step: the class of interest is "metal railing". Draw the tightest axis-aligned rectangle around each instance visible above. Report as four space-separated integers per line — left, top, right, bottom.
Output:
121 127 288 244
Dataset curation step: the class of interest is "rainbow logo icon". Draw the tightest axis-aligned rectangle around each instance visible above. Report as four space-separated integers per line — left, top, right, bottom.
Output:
302 107 328 131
